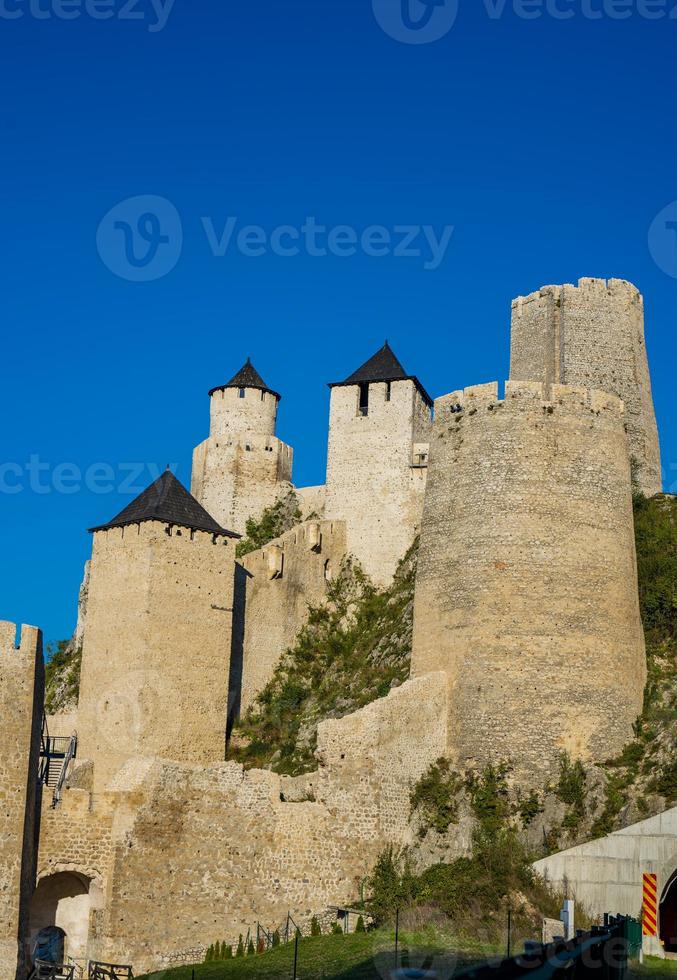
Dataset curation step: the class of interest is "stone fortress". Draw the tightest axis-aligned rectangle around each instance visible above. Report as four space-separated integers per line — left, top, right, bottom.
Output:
0 277 666 977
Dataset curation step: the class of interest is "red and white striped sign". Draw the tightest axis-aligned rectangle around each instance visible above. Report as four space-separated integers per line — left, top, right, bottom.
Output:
643 872 658 937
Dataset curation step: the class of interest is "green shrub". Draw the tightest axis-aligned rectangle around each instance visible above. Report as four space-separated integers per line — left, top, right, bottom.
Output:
310 916 322 937
223 943 232 959
272 929 280 948
355 915 366 933
230 543 418 775
331 921 344 935
235 935 244 957
410 757 463 837
247 938 255 955
236 491 302 559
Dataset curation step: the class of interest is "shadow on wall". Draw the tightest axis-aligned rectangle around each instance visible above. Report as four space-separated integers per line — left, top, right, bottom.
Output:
227 562 250 736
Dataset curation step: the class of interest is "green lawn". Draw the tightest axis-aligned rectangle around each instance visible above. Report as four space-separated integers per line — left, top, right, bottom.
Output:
630 957 677 980
137 929 499 980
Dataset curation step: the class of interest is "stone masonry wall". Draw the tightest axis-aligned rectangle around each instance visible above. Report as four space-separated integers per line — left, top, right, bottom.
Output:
85 673 448 974
76 522 236 793
0 623 44 980
238 520 347 712
192 386 293 535
412 381 646 784
324 379 431 586
510 278 662 496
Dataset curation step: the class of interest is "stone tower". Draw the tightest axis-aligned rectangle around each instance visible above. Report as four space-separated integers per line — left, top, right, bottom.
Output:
191 359 293 535
324 342 432 586
76 471 238 793
0 623 44 980
510 277 662 496
412 381 646 784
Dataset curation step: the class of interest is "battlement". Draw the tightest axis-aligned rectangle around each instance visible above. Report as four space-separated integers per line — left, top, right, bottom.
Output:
434 381 625 419
241 519 345 580
512 277 643 312
0 621 41 660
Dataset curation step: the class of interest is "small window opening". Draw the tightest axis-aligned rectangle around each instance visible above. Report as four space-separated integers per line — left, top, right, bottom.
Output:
386 381 392 402
238 388 246 399
358 383 369 417
260 390 265 401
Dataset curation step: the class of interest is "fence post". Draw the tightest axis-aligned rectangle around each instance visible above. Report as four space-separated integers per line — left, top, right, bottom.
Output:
507 908 512 959
395 908 400 970
292 931 299 980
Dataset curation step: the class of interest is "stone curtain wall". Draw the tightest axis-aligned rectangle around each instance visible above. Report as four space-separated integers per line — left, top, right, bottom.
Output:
81 674 447 974
510 278 662 497
324 379 431 586
76 523 236 793
239 520 348 711
192 386 293 535
412 381 646 784
0 623 44 980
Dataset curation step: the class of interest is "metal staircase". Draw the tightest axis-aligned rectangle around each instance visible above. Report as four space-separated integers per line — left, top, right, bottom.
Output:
39 716 77 807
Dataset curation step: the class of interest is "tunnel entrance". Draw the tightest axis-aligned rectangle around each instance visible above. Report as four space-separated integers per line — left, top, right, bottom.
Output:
29 871 97 965
661 870 677 954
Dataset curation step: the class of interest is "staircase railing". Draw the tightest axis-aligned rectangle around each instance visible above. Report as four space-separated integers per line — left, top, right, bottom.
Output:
87 963 134 979
29 961 76 980
50 734 77 807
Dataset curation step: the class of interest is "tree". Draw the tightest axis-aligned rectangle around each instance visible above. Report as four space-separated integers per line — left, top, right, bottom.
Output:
247 938 256 955
310 916 322 936
272 929 281 948
356 915 366 933
236 935 244 957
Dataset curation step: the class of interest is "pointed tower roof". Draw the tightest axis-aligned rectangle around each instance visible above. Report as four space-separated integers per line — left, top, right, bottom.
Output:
209 357 281 400
329 342 433 406
88 470 239 538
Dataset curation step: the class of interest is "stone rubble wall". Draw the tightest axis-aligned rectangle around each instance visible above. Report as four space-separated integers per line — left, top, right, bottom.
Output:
238 520 348 712
0 623 44 980
79 673 447 974
412 380 646 784
510 278 662 497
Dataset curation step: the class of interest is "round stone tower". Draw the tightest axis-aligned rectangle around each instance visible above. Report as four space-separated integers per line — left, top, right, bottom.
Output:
191 358 293 535
412 380 647 784
510 278 662 497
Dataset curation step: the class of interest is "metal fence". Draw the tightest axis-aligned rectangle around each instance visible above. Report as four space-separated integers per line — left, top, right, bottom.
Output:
455 915 641 980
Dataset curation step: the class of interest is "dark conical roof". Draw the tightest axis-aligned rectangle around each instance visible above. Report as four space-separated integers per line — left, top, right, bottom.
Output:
209 358 281 400
329 342 433 406
88 470 239 538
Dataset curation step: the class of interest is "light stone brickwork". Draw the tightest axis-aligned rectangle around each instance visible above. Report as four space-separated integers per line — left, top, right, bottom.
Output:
238 519 348 711
0 623 44 980
324 379 431 586
510 278 662 497
412 381 646 784
76 522 236 793
192 385 293 535
65 673 448 974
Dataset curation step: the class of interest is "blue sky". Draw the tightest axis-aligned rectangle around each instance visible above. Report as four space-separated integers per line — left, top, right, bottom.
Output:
1 0 677 644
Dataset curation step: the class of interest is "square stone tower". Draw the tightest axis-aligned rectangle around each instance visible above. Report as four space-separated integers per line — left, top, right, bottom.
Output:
324 342 432 585
511 278 662 496
191 359 293 535
0 623 44 980
76 471 239 793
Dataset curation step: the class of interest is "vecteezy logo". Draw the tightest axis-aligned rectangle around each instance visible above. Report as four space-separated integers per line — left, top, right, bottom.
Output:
96 195 183 282
372 0 458 43
648 200 677 280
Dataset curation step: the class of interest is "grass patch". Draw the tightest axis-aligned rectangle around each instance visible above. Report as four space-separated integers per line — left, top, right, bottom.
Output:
137 929 496 980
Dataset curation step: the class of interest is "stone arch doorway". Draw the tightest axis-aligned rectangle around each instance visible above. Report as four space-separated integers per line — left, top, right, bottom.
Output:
29 871 100 964
661 869 677 954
